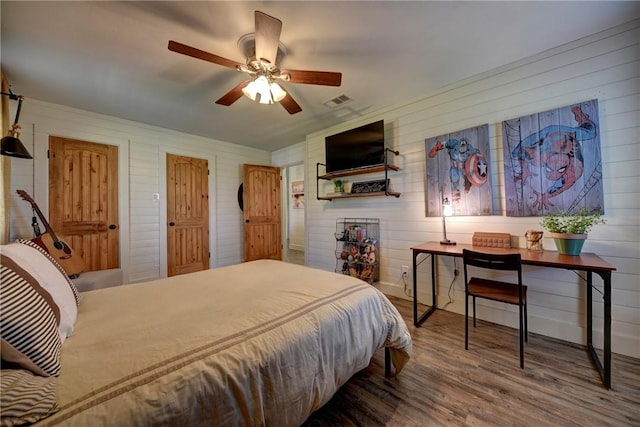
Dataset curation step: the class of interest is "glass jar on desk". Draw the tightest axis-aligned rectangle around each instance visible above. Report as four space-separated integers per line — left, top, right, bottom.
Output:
525 230 544 251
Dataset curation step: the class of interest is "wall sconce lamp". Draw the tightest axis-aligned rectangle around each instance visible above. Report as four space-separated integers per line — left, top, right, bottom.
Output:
1 90 32 159
440 197 456 245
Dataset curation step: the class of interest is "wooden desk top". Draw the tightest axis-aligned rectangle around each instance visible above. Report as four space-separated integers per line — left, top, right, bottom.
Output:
411 241 616 272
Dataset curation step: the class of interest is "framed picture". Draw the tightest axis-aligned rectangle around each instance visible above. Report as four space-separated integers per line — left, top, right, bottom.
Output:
502 99 603 216
425 124 493 216
291 181 304 194
292 193 304 209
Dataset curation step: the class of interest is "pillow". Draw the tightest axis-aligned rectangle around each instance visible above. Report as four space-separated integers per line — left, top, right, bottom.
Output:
16 239 81 306
4 241 80 342
0 369 58 425
0 253 62 377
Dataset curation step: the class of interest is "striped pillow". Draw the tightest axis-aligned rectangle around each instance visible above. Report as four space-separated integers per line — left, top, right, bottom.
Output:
4 241 80 343
16 239 80 306
0 250 62 377
0 369 58 425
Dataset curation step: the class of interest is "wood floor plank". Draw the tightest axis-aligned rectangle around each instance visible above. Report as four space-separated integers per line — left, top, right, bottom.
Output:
303 296 640 426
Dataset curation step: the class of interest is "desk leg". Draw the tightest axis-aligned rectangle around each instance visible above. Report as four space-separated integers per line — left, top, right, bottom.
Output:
587 270 612 389
413 250 418 325
604 271 612 389
413 251 437 326
587 271 597 354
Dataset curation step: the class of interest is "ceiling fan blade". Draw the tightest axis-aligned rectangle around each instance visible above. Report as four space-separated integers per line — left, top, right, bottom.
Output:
254 11 282 65
215 81 250 106
280 93 302 115
168 40 243 70
283 70 342 86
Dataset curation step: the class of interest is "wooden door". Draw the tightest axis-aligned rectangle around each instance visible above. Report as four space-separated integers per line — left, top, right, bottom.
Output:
243 164 282 261
166 154 209 277
49 136 119 271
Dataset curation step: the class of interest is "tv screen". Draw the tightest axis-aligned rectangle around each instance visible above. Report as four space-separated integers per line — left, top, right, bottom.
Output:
325 120 385 174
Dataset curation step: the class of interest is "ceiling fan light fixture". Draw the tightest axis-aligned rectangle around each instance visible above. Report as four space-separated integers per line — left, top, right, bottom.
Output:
170 11 336 114
242 79 259 101
242 75 287 105
270 81 286 103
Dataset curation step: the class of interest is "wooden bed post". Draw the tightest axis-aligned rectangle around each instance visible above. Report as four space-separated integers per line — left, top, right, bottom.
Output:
384 347 392 377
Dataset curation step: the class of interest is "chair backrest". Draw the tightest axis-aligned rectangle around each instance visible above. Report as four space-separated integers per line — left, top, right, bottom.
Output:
462 249 522 274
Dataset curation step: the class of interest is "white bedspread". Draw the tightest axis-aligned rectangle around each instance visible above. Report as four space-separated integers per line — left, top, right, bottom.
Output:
36 260 412 426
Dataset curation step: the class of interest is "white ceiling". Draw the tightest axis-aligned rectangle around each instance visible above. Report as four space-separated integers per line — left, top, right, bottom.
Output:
2 1 638 152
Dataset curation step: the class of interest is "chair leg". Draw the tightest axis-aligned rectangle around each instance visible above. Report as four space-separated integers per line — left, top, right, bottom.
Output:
473 296 477 328
524 302 528 343
519 305 524 369
465 293 469 350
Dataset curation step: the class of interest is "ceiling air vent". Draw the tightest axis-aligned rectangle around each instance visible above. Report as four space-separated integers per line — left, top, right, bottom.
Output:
323 94 352 108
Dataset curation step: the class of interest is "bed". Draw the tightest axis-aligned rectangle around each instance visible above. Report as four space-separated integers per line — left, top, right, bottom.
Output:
0 240 412 426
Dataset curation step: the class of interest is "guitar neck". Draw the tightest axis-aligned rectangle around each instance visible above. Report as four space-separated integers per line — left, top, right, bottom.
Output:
17 190 60 241
33 205 58 239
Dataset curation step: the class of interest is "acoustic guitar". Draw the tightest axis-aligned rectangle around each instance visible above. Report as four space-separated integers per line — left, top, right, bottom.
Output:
16 189 85 279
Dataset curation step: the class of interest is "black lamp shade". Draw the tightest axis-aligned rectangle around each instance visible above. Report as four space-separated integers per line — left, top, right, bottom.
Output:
1 135 33 159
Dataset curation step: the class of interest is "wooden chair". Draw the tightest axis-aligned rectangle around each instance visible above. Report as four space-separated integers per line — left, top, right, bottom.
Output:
462 249 528 368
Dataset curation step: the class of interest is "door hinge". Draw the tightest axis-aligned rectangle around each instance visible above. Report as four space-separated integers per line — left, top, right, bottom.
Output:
209 252 211 258
208 169 210 175
47 150 50 158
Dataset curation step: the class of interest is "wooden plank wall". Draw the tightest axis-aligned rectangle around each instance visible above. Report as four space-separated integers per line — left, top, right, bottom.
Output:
296 19 640 358
8 101 270 284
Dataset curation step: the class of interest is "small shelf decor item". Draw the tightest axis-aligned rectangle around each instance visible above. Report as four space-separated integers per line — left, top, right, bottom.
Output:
350 179 389 194
539 208 606 255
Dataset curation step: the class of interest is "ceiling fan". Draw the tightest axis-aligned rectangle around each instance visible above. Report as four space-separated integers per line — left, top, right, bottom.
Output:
168 10 342 114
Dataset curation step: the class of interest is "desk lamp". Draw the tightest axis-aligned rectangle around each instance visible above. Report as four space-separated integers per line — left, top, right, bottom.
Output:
440 197 456 245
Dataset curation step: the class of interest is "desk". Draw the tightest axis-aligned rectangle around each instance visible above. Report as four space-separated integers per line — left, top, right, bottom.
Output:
411 241 616 389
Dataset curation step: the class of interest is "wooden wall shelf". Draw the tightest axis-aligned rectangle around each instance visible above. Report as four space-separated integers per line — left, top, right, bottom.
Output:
318 164 400 180
318 191 401 201
316 148 401 201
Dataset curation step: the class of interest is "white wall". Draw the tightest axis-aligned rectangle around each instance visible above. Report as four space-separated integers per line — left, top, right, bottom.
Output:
8 100 271 284
286 163 305 251
304 20 640 358
272 142 306 253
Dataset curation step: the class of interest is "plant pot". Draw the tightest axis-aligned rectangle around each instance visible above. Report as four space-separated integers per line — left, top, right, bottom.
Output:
550 232 587 256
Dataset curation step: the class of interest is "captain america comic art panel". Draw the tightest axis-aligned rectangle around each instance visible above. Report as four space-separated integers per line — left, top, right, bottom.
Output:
425 123 494 217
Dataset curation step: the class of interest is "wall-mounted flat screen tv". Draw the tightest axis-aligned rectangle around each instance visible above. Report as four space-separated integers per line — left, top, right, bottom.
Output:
325 120 385 174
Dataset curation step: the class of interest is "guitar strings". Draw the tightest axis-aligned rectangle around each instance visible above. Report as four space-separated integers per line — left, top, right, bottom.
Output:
31 123 41 236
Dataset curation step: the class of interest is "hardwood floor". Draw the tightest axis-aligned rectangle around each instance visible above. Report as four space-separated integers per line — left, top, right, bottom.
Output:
303 296 640 426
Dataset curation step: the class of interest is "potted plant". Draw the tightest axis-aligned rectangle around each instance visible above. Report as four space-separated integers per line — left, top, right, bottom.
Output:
333 179 343 193
539 208 606 255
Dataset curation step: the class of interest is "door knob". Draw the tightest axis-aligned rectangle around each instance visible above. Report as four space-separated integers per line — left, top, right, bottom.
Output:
109 224 117 230
169 222 176 226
